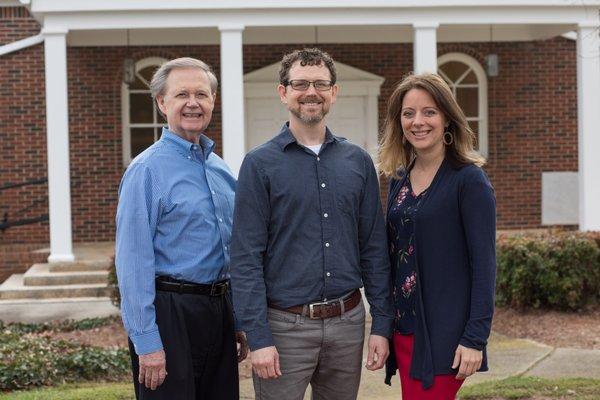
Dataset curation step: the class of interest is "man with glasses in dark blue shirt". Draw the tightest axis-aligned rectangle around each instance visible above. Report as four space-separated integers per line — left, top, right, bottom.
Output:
116 57 246 400
231 48 394 400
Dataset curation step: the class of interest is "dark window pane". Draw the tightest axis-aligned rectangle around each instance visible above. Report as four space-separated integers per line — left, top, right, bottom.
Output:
131 128 155 158
129 75 148 90
462 70 478 84
456 87 478 117
130 93 154 123
439 61 469 83
139 66 159 83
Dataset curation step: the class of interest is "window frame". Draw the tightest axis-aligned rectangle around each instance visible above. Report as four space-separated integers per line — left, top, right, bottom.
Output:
121 57 168 166
437 52 489 158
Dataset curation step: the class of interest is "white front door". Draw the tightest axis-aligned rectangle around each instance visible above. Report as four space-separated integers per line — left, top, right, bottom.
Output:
245 95 368 151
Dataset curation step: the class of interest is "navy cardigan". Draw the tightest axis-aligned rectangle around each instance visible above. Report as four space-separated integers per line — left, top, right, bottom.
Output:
384 158 497 389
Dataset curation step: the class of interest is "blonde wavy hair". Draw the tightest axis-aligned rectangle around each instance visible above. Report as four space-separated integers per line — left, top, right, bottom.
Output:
378 73 485 179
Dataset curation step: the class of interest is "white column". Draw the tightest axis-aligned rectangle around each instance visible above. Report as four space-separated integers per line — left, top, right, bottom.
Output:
219 24 245 177
576 22 600 231
413 22 439 74
366 87 380 158
43 27 74 262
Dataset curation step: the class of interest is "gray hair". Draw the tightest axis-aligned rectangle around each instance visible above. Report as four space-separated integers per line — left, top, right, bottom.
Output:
150 57 218 99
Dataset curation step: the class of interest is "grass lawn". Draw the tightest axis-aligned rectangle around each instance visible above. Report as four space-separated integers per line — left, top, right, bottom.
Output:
1 377 599 399
458 376 600 399
0 382 133 400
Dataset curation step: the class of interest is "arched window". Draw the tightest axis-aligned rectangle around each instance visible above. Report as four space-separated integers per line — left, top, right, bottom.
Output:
122 57 167 165
438 53 489 158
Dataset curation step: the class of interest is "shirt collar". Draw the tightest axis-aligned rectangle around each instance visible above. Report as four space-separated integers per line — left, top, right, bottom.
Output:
273 122 342 151
160 127 215 160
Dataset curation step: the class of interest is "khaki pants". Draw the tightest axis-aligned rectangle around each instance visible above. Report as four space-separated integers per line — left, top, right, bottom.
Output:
253 299 366 400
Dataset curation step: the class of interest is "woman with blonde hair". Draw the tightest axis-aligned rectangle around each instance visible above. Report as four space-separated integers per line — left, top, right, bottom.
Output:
379 73 496 399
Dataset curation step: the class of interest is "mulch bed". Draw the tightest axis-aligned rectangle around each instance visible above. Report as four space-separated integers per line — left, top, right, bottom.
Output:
491 306 600 350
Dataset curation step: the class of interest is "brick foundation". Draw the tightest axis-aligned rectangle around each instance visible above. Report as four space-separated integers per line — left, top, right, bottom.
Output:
0 243 48 283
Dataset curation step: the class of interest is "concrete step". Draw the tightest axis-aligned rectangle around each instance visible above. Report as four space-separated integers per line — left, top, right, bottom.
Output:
0 297 119 323
23 264 110 286
0 274 113 300
48 259 112 272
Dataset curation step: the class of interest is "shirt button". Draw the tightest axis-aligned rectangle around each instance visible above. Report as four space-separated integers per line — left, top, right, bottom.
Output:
187 156 191 159
326 272 331 277
325 242 330 247
224 246 228 250
321 183 326 188
211 190 216 195
219 218 223 222
323 213 328 218
317 157 320 161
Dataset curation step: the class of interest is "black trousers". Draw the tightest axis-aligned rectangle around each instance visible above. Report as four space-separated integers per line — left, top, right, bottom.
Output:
128 289 239 400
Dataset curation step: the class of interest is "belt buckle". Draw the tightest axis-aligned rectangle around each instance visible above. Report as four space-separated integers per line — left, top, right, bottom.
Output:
210 281 228 296
308 300 329 319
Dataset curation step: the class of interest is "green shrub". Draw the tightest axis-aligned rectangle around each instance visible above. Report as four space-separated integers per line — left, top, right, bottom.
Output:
0 329 129 391
496 231 600 310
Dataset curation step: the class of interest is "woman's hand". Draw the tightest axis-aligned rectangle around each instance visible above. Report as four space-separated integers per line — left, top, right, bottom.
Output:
452 344 482 380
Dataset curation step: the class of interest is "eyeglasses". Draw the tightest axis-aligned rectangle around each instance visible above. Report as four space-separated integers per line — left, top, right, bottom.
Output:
286 79 334 91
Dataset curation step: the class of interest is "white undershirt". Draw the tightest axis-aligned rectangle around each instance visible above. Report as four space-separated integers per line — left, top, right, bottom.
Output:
306 144 322 155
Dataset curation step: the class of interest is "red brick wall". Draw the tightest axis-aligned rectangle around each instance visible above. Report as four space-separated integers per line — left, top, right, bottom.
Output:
243 40 578 228
0 243 48 283
458 40 578 227
0 8 578 246
0 8 48 245
66 45 221 242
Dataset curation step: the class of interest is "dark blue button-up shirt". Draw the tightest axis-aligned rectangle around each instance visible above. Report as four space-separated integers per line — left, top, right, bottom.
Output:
231 123 394 351
116 128 236 355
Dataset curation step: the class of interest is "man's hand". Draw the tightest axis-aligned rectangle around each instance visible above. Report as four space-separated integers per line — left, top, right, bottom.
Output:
138 349 167 390
366 334 389 371
452 344 482 380
236 331 249 363
250 346 282 379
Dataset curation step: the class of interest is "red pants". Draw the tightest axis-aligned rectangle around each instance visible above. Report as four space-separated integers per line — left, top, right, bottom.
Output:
393 333 463 400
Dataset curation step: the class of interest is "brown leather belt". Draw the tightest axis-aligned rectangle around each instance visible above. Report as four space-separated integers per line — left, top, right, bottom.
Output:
269 289 361 319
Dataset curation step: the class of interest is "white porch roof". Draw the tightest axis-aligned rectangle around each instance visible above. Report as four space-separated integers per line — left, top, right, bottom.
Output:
22 0 598 41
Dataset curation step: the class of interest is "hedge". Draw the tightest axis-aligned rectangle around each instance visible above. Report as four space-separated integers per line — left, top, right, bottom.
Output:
496 231 600 311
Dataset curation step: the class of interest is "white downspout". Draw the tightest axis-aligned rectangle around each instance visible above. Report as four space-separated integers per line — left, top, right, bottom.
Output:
0 0 40 57
0 34 44 57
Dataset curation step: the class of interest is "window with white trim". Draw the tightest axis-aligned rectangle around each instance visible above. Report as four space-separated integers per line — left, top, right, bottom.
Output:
122 57 167 165
438 53 489 157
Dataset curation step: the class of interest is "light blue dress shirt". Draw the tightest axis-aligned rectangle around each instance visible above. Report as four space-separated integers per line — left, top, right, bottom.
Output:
115 128 236 355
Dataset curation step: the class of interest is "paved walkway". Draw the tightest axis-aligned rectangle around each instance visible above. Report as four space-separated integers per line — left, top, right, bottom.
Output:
239 327 600 399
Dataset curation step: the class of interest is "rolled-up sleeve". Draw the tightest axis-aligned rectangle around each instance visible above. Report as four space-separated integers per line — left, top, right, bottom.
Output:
458 167 497 350
115 162 163 355
358 153 395 338
230 155 273 351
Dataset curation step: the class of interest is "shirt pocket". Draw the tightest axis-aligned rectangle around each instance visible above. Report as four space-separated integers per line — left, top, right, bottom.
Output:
334 169 365 216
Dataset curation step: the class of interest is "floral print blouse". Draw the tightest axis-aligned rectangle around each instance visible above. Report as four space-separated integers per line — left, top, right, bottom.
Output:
387 177 427 334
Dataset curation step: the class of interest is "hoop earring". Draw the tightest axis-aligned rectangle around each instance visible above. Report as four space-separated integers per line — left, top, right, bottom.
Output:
443 130 454 146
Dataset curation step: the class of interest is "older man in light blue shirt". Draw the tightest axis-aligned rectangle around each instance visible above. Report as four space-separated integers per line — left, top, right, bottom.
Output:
116 57 245 400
